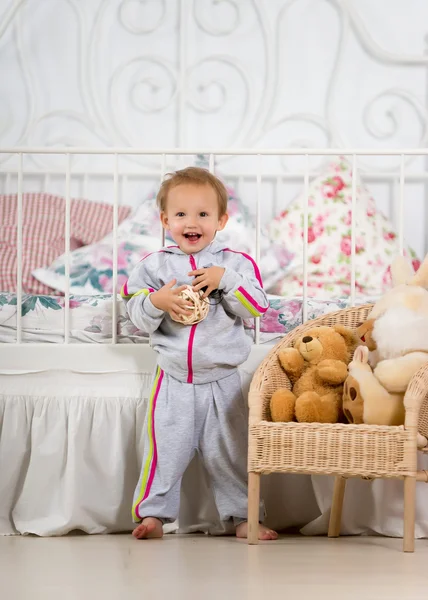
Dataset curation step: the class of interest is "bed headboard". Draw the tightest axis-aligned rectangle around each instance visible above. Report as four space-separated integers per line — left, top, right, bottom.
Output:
1 1 428 255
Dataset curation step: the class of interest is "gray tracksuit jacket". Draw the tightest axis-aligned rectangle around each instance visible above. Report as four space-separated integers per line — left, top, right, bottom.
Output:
121 239 268 384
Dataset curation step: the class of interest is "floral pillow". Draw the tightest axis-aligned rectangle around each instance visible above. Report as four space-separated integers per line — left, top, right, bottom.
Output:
213 185 293 290
34 180 293 295
267 156 420 299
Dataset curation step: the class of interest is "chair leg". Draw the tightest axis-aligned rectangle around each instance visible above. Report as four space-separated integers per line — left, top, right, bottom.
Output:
403 476 416 553
328 476 347 538
248 472 260 545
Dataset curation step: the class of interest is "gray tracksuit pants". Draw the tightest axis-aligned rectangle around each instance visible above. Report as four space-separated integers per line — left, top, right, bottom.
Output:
132 368 261 526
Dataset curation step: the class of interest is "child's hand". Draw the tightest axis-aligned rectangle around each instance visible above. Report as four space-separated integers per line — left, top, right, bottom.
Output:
150 280 194 321
189 267 225 298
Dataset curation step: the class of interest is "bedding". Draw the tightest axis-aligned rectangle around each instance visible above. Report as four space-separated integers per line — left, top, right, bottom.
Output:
0 292 369 344
267 156 420 299
32 185 294 295
0 193 131 294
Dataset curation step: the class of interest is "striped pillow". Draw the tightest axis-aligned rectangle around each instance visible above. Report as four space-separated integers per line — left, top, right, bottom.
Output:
0 193 131 294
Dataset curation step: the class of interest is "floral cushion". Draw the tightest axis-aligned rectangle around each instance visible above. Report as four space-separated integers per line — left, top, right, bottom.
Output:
33 181 293 295
267 156 420 299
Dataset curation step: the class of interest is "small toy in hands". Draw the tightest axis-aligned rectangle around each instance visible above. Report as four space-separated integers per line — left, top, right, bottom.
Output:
170 285 209 325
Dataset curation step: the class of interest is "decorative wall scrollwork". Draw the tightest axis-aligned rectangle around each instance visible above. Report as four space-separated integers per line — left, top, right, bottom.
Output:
0 0 427 173
119 0 166 35
193 0 240 36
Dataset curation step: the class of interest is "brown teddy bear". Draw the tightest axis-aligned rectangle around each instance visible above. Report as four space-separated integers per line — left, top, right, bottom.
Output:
270 325 357 423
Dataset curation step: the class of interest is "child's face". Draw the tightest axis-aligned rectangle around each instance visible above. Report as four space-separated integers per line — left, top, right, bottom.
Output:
160 183 228 254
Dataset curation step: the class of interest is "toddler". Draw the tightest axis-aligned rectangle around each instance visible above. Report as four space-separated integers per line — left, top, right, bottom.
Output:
122 167 277 540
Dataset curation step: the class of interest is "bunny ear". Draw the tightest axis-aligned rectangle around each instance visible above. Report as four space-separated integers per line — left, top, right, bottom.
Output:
353 345 369 363
411 254 428 289
390 255 414 286
360 345 369 363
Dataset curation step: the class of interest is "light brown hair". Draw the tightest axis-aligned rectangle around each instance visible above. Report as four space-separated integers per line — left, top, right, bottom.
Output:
156 167 228 216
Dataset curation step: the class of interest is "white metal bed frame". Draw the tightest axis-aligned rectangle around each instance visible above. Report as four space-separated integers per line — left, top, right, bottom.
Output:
3 4 428 542
0 146 425 373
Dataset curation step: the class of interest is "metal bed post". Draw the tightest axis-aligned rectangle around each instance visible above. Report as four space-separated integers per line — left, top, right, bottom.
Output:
64 153 71 344
16 153 23 344
111 153 119 344
351 154 357 306
302 154 309 323
255 154 262 344
399 154 405 256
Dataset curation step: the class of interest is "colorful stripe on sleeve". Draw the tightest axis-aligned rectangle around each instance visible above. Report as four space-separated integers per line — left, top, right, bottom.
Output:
234 286 268 317
120 281 154 300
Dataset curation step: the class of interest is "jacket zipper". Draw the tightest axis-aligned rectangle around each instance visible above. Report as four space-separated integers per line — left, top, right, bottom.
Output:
187 255 198 383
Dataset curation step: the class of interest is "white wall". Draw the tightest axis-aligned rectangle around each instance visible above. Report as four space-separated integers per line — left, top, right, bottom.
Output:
1 0 427 254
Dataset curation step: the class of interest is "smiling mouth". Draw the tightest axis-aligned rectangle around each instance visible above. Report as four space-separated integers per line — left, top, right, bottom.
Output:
184 233 202 242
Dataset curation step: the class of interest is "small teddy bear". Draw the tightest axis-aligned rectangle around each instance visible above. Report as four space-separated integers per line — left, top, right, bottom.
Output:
270 325 357 423
343 345 405 426
342 371 365 425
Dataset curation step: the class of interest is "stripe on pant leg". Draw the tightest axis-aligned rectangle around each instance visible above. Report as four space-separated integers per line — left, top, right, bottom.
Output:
132 367 164 522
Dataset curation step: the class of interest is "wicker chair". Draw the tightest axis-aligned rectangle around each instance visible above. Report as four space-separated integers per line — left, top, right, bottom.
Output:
247 304 428 551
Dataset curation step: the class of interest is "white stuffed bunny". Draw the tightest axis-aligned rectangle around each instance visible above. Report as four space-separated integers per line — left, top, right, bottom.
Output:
368 254 428 393
343 255 428 447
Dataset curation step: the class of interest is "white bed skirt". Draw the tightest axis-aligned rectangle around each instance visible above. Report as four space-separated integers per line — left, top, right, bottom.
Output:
1 346 428 538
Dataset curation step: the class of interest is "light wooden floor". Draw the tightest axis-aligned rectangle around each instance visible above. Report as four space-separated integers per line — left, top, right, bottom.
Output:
1 533 428 600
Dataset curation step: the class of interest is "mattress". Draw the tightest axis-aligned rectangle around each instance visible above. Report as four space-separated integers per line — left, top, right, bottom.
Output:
0 292 372 344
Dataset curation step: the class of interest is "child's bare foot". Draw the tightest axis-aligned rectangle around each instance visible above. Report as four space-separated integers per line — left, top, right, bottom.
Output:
132 517 164 539
235 522 278 540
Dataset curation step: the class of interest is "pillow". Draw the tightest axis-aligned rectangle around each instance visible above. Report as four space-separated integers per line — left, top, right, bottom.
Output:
213 185 293 290
34 181 293 295
267 156 420 299
33 201 162 295
0 193 131 294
